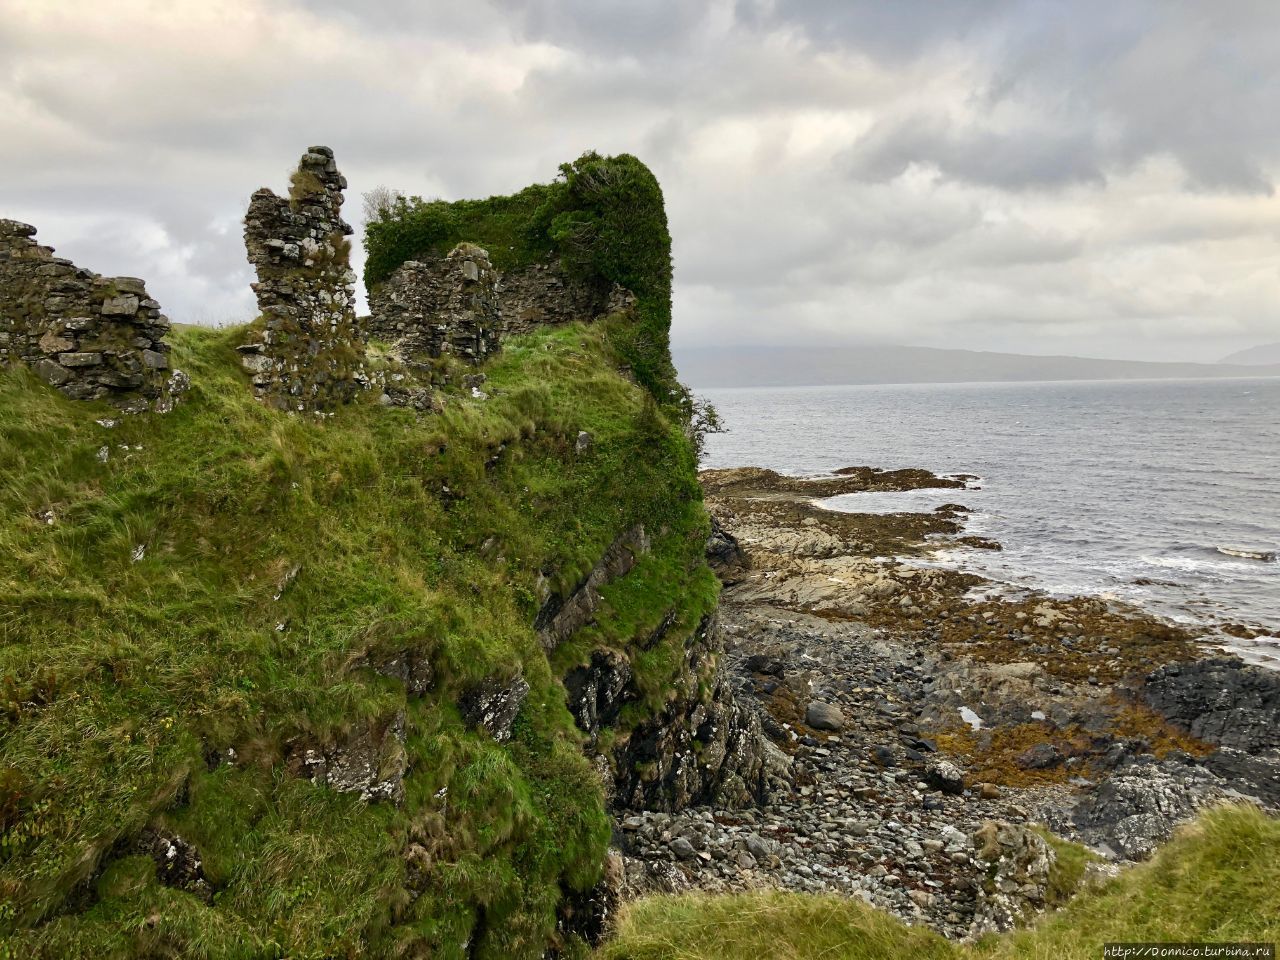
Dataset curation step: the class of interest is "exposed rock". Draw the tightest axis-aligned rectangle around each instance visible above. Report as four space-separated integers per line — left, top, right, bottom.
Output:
459 675 530 742
1042 756 1231 860
805 701 844 731
1016 743 1064 770
925 758 966 795
289 714 407 803
366 649 436 696
536 525 651 651
564 648 635 748
669 837 697 860
705 514 749 584
0 219 177 410
241 146 365 411
555 849 623 951
1142 657 1280 752
137 829 211 902
611 615 792 811
970 820 1054 934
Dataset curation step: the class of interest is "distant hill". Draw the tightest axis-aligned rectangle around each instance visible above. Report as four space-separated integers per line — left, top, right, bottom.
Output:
1220 341 1280 365
676 344 1280 388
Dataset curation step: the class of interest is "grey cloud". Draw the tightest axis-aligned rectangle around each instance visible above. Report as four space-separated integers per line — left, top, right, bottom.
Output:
2 0 1278 361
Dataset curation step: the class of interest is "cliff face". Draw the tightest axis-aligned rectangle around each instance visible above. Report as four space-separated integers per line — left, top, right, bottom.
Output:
0 154 776 959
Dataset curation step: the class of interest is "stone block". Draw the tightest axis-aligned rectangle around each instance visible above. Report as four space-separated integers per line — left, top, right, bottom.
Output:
101 294 140 316
59 351 104 367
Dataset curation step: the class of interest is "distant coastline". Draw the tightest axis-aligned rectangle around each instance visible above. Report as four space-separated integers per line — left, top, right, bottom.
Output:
676 343 1280 388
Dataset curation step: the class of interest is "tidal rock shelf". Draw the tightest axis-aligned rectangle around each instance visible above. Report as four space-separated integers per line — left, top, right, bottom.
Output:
612 464 1280 939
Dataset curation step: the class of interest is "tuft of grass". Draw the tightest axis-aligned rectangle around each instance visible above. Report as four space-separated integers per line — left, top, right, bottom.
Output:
600 804 1280 960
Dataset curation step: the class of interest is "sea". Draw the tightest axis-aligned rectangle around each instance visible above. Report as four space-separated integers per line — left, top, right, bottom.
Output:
698 376 1280 667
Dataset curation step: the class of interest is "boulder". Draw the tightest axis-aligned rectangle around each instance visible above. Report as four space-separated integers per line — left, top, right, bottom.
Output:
805 700 845 731
925 758 966 795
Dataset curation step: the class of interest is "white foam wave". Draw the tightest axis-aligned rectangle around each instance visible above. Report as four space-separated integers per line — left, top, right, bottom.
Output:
1141 554 1275 575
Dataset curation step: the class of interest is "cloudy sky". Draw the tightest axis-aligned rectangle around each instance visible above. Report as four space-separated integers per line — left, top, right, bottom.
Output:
4 0 1279 361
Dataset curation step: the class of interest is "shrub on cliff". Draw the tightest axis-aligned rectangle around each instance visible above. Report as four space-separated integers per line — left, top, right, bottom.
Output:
363 152 680 403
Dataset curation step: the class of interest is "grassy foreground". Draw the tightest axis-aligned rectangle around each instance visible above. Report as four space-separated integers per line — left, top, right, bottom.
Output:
600 804 1280 960
0 319 713 958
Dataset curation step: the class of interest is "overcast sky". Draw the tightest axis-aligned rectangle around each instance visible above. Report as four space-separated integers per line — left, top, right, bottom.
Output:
4 0 1279 361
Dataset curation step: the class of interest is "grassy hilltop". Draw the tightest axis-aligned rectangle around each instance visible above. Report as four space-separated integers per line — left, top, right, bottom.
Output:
0 155 715 958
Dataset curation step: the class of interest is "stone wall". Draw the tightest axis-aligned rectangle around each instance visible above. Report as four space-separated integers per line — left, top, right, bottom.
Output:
498 255 635 336
366 243 501 366
239 146 365 412
366 251 635 366
0 219 174 410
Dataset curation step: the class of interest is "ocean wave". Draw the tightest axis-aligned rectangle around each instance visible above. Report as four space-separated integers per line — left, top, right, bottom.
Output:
1139 554 1274 575
1216 546 1278 562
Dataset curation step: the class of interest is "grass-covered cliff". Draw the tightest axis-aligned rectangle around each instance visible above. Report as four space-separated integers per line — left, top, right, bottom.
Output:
0 155 719 958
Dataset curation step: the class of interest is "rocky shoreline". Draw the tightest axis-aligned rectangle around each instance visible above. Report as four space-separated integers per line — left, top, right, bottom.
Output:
610 465 1280 939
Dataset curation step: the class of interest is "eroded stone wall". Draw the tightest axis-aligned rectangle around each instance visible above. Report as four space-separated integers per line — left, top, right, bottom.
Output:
0 219 174 410
240 146 364 411
498 255 635 336
366 242 502 366
367 250 635 366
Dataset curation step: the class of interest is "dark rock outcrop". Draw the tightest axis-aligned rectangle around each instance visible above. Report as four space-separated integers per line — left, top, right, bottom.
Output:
554 849 623 952
1042 755 1229 860
705 515 749 584
1142 657 1280 752
137 829 212 902
287 714 407 803
240 146 365 411
459 675 530 742
609 615 792 811
0 219 179 411
564 649 636 748
536 526 651 652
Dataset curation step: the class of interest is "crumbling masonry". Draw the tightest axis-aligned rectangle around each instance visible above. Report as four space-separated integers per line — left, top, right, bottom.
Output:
239 146 365 411
366 243 501 367
0 219 176 410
